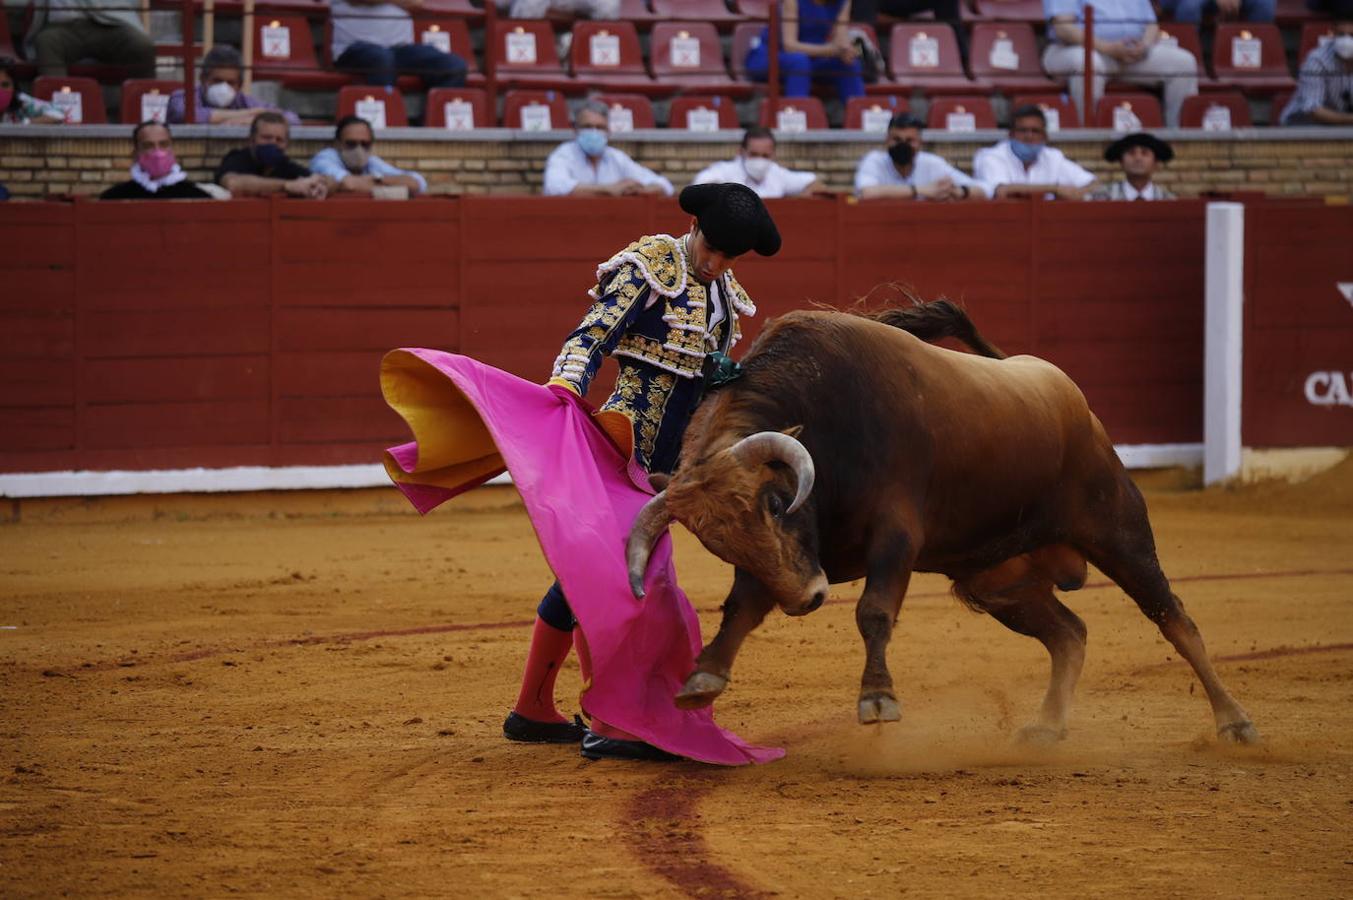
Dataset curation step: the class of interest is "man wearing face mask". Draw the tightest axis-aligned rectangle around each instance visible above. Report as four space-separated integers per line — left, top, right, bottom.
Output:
691 127 826 199
542 100 674 197
167 45 301 126
214 112 328 199
973 105 1097 201
854 113 989 201
505 183 780 761
1280 4 1353 125
101 122 214 200
309 116 428 196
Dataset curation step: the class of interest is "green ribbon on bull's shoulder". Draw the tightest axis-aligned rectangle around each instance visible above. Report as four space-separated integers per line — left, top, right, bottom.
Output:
703 351 744 390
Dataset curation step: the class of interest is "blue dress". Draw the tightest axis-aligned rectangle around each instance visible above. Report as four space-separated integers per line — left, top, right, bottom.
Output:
744 0 865 103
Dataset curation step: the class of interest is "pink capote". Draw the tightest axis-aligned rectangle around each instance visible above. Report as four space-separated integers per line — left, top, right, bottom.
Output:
381 348 783 766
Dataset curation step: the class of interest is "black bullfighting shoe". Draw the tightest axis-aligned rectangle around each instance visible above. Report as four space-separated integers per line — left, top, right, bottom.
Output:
503 712 587 744
579 730 682 762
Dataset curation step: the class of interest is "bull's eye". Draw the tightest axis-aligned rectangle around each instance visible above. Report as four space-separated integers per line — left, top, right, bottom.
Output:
767 494 785 519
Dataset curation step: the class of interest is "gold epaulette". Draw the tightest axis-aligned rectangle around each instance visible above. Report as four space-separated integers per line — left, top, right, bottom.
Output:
594 234 687 300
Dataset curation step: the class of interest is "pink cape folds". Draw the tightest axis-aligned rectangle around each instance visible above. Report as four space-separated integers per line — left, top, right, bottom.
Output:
380 349 783 766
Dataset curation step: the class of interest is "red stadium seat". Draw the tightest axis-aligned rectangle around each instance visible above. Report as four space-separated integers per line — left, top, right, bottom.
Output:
1211 24 1295 95
730 22 765 82
971 0 1048 22
1179 92 1253 130
254 15 351 90
844 95 910 130
336 85 409 128
420 0 484 19
570 20 667 94
969 23 1058 93
925 96 996 131
593 92 656 130
1094 93 1164 130
1267 88 1294 125
734 0 770 16
33 76 106 124
0 11 32 79
652 0 746 29
490 20 576 91
1297 21 1337 64
1276 0 1324 24
667 94 740 130
880 23 985 95
412 16 483 86
649 23 752 97
502 89 571 130
758 96 829 131
119 79 180 124
424 87 490 129
1011 93 1080 130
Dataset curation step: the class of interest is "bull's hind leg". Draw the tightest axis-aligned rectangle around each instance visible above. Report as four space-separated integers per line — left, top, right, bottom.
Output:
1087 481 1259 744
957 573 1088 742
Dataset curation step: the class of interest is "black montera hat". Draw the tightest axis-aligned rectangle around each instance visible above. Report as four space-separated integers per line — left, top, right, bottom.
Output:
678 183 782 257
1104 132 1175 164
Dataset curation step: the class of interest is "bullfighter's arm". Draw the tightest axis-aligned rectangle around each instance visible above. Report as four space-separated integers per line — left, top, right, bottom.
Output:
548 265 651 396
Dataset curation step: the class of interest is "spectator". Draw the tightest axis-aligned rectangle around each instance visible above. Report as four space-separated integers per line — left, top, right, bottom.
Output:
1042 0 1198 128
494 0 620 17
1 57 66 123
543 100 674 197
1093 132 1176 200
854 112 988 200
168 45 301 127
973 104 1098 200
1158 0 1274 25
1280 5 1353 125
746 0 866 103
691 127 827 199
215 112 328 199
331 0 468 89
310 115 428 195
25 0 155 79
851 0 968 63
101 122 214 200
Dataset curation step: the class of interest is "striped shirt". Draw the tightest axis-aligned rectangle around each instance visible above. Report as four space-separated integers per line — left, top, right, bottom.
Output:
1281 42 1353 125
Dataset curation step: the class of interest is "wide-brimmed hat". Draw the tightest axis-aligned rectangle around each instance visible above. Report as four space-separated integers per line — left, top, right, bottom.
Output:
1104 132 1174 164
678 183 781 257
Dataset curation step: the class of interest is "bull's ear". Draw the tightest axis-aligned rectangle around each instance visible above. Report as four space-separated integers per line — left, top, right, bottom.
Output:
648 473 670 491
782 425 804 439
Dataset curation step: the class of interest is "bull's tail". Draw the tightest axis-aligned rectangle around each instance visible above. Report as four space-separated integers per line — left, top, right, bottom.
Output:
870 299 1007 360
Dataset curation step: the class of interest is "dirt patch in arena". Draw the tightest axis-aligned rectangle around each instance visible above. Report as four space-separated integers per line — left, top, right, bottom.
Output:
3 463 1352 898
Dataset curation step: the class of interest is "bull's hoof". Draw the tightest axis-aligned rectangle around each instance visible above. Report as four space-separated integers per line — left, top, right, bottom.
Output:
675 671 728 709
1218 720 1261 745
1015 723 1067 745
857 694 901 725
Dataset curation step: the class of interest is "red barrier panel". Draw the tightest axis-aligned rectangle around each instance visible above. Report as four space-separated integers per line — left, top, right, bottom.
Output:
2 197 1219 476
1243 203 1353 447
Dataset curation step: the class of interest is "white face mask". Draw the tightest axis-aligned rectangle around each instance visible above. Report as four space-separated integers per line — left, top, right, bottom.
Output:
339 145 369 173
743 156 772 181
204 81 236 108
1333 34 1353 61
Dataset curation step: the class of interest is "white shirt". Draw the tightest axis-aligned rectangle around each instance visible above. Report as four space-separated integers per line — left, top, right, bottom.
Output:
691 157 818 199
853 149 990 197
331 0 414 59
542 141 674 197
973 140 1096 190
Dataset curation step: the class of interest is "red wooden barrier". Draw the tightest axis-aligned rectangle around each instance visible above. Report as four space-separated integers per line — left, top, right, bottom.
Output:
0 196 1252 477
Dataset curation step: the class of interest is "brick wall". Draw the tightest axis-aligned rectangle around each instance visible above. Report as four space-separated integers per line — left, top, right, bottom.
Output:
3 128 1353 199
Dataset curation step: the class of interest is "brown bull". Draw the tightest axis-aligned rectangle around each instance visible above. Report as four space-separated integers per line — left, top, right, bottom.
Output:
627 302 1259 745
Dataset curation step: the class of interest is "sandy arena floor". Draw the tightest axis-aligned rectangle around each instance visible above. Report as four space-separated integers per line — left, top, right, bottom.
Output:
3 461 1352 898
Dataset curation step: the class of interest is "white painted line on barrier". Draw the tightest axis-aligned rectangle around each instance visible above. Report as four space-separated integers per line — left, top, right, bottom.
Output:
0 446 1199 499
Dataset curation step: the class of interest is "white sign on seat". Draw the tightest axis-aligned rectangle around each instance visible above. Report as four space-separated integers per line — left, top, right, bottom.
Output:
355 97 388 130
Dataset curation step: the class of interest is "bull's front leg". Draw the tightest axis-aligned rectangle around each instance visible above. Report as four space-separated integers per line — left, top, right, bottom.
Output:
675 568 776 710
856 532 917 724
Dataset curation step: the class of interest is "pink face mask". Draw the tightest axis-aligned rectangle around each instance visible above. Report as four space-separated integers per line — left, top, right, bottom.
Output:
0 88 14 110
138 148 176 180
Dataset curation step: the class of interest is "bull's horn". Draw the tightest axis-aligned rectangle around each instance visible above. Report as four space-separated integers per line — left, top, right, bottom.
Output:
727 431 816 514
625 490 672 599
